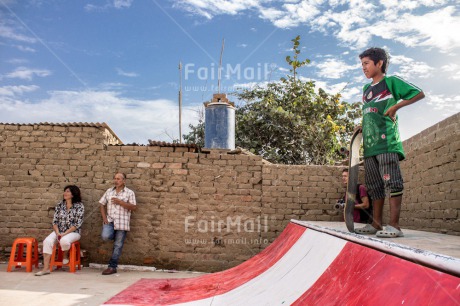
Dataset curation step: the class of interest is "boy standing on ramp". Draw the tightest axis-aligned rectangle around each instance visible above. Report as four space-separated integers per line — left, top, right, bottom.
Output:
354 47 425 238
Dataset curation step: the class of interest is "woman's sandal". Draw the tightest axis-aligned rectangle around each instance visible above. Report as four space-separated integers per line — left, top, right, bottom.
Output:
35 270 50 276
63 251 69 265
376 225 404 238
355 224 379 235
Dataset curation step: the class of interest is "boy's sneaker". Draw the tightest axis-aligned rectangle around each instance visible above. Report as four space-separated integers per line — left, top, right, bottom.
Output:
355 224 379 235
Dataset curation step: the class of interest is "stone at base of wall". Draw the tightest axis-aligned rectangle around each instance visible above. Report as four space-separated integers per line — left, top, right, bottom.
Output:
89 263 157 272
88 263 207 274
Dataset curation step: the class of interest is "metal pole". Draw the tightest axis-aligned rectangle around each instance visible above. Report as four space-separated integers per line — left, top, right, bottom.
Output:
218 38 225 94
179 61 182 143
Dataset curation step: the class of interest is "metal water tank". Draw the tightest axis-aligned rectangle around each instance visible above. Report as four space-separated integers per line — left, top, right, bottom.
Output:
204 93 235 149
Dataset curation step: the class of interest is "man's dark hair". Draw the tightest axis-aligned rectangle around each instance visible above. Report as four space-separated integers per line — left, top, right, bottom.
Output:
64 185 82 203
359 47 389 73
342 168 349 173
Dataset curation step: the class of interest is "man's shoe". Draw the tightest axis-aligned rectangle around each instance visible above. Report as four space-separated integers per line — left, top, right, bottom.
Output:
102 267 117 275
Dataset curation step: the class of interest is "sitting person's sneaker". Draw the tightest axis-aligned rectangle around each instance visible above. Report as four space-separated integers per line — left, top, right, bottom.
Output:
62 250 69 265
102 267 117 275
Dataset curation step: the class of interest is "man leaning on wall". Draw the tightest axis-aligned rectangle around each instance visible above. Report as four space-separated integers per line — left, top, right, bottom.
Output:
99 172 137 275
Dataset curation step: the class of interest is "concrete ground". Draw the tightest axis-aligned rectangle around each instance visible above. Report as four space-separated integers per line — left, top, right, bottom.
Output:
0 264 204 306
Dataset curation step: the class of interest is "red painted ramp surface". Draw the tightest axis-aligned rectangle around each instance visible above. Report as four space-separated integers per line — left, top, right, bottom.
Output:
105 223 306 305
292 243 459 305
105 222 460 306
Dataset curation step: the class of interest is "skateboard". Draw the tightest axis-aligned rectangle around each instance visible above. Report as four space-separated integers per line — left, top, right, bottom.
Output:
344 129 362 232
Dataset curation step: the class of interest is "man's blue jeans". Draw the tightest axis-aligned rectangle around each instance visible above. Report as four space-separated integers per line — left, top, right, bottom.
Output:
101 222 127 269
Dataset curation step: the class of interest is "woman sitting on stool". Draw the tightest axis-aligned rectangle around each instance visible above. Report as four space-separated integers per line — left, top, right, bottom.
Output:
35 185 84 276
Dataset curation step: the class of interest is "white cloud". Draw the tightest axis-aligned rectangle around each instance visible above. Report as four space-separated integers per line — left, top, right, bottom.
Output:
390 55 434 79
0 90 200 144
7 58 29 65
0 85 39 97
312 80 360 101
441 64 460 80
258 7 284 22
312 1 460 52
340 86 361 102
113 0 133 9
4 67 51 81
310 4 460 52
309 1 377 49
84 0 133 11
381 0 419 10
84 4 102 11
0 24 37 44
260 0 323 28
381 0 448 11
98 82 130 91
173 0 260 19
174 1 459 53
441 64 458 72
315 59 358 79
426 93 460 111
374 6 460 53
116 68 139 78
14 44 37 53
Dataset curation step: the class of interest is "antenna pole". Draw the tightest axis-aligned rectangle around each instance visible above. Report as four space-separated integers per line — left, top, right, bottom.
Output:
179 61 182 143
218 38 225 94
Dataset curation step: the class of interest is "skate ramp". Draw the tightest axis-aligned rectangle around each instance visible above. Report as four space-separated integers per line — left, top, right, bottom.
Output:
104 221 460 305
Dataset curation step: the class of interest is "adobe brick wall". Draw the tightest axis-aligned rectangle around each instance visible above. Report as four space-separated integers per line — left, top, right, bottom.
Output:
0 114 458 272
400 113 460 234
260 165 344 236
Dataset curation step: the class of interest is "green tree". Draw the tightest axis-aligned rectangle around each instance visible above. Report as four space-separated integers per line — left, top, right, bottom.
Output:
184 35 361 164
183 119 205 148
285 35 310 82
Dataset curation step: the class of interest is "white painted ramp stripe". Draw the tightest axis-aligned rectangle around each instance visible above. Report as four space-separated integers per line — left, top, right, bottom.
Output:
176 229 347 305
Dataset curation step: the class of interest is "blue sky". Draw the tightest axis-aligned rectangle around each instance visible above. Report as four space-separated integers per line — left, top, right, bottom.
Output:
1 0 459 144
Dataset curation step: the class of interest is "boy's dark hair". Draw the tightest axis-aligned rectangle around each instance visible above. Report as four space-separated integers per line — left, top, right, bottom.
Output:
359 47 389 73
64 185 82 203
342 168 348 173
